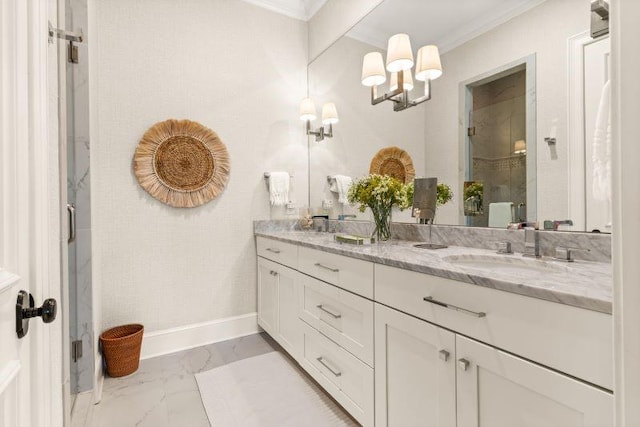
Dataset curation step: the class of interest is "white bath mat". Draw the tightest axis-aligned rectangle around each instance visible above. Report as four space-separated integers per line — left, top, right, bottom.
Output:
195 351 358 427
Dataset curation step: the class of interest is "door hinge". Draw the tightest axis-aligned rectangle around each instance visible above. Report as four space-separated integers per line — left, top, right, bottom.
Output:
72 340 83 362
468 127 476 136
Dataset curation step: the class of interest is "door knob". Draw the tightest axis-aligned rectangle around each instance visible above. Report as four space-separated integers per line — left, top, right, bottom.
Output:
16 290 57 339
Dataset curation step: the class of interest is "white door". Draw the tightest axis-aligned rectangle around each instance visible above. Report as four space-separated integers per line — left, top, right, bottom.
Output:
0 0 63 426
584 37 611 232
374 304 456 427
275 264 302 360
456 335 613 427
257 257 279 336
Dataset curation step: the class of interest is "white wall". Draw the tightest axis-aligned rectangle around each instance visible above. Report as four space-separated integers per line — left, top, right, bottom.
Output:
91 0 308 333
308 35 425 221
308 0 383 62
612 0 640 424
422 0 590 224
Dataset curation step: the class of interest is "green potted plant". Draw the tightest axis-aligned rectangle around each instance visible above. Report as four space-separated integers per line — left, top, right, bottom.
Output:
347 174 411 241
463 181 484 216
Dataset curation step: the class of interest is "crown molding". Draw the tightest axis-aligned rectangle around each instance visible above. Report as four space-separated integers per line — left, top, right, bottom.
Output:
241 0 327 21
347 0 548 54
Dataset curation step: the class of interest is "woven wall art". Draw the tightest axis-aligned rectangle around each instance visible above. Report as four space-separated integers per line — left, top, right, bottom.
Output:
369 146 415 184
133 119 230 208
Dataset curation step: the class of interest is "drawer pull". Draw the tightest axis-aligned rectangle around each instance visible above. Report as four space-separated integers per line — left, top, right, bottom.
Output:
458 358 470 371
266 248 281 254
439 349 450 362
316 356 342 377
314 262 339 273
423 296 486 318
317 304 342 319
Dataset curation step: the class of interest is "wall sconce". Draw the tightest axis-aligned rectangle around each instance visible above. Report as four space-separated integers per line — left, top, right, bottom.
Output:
361 34 443 112
514 139 527 155
299 98 339 142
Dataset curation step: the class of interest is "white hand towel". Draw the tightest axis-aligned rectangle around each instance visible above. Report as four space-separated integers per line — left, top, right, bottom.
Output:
488 202 514 228
268 172 290 207
330 175 353 204
592 80 611 201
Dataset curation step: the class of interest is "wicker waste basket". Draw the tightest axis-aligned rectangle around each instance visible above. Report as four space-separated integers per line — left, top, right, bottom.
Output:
99 324 144 377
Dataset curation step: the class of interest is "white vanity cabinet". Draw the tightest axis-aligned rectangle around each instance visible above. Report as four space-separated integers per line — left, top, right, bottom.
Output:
256 235 613 427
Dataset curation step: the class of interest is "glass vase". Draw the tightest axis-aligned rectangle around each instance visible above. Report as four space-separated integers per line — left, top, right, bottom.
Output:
371 205 392 242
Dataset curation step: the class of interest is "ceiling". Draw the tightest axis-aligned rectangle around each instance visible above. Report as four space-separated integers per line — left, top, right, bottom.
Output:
241 0 327 21
347 0 548 54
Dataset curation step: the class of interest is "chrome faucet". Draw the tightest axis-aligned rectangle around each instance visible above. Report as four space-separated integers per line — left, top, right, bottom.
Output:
496 241 513 254
522 227 540 258
553 246 590 262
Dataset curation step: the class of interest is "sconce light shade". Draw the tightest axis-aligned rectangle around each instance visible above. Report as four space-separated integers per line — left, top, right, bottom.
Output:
514 139 527 154
390 70 414 92
386 33 414 73
415 45 443 81
322 102 339 125
361 52 387 87
299 98 317 121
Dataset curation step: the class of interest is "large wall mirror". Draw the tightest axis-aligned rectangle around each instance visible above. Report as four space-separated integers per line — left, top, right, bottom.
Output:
307 0 611 233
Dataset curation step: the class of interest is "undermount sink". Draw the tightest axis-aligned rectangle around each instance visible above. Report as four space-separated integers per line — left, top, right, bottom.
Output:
443 254 568 274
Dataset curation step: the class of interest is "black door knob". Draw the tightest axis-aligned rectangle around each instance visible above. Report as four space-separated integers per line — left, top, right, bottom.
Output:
16 290 58 339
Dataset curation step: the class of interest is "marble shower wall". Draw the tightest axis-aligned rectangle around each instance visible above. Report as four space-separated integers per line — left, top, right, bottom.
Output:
67 0 94 394
469 70 527 227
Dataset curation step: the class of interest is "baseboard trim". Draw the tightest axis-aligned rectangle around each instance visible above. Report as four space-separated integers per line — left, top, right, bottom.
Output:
140 313 260 360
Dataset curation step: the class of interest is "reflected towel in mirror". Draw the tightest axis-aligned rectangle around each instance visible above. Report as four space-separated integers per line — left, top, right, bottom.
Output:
488 202 514 228
329 175 353 204
592 80 611 202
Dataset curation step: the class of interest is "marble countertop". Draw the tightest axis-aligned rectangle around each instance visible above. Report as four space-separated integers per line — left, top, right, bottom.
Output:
255 231 613 314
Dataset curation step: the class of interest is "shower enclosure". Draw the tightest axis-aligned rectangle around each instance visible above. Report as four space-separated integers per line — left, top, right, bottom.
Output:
466 68 528 227
66 0 94 408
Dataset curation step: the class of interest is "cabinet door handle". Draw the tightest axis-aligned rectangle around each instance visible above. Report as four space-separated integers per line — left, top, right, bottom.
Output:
314 262 339 273
439 349 450 362
316 356 342 377
266 248 281 254
423 296 486 318
458 358 470 371
269 270 278 276
317 304 342 319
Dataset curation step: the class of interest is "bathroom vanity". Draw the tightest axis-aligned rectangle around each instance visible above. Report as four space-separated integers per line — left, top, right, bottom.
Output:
255 227 613 427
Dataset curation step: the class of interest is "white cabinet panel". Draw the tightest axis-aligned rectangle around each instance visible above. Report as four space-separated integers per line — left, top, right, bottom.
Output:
301 322 374 426
258 257 302 360
298 246 373 298
256 236 298 268
456 335 613 427
257 258 278 337
277 263 302 360
374 304 456 427
299 274 374 366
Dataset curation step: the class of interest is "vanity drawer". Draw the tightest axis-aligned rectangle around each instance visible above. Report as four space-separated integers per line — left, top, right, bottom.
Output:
298 246 373 299
375 264 613 390
300 322 374 426
256 236 298 268
299 274 374 366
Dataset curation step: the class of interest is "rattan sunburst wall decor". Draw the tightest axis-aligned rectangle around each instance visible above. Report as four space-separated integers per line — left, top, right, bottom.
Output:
133 119 230 208
369 146 415 184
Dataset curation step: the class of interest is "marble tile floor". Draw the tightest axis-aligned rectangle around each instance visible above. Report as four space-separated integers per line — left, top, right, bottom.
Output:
79 333 354 427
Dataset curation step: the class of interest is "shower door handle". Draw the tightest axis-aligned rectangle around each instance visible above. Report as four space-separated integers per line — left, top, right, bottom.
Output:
67 203 76 243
